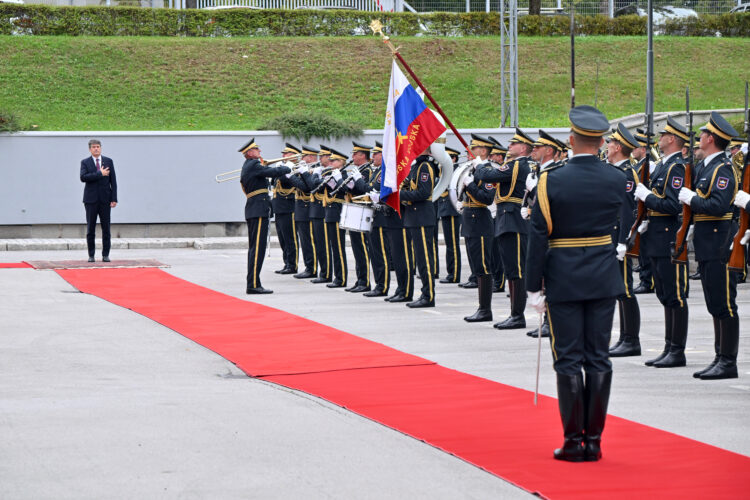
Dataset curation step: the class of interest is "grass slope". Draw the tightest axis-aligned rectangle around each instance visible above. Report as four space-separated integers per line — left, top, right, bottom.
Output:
1 35 749 131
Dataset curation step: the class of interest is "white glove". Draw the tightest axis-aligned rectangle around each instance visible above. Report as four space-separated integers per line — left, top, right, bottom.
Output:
520 206 530 219
326 177 337 189
616 243 626 261
296 164 308 174
528 291 546 315
471 156 483 167
285 170 294 179
741 229 750 246
525 173 538 192
346 178 355 189
312 166 323 176
678 187 696 205
369 190 380 204
462 174 474 187
351 168 363 181
331 169 342 181
638 220 649 234
734 190 750 209
687 225 695 243
634 183 651 202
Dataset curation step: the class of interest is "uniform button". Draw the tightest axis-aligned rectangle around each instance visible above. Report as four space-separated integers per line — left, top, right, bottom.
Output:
714 228 718 232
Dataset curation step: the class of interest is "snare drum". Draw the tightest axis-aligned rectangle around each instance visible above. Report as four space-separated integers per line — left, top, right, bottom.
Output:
340 203 374 233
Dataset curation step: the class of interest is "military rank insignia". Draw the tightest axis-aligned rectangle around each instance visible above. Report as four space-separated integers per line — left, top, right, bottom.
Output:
672 177 683 189
484 183 495 190
420 172 429 182
716 177 729 190
625 181 634 192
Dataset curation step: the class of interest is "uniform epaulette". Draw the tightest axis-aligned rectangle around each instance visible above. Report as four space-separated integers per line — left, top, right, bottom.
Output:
542 162 567 174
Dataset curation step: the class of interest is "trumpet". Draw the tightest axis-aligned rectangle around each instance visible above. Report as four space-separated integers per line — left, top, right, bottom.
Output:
214 153 303 183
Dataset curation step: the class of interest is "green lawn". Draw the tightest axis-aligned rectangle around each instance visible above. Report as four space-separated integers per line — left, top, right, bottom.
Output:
1 35 749 131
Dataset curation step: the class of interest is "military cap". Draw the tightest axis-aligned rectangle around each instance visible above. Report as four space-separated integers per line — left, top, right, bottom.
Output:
555 137 569 151
282 143 300 155
238 138 259 153
729 137 746 148
509 127 535 146
445 146 460 158
301 145 319 156
634 128 655 147
329 147 348 162
700 111 739 141
470 134 493 149
319 144 332 156
533 129 562 151
661 116 689 142
352 141 372 153
372 141 383 154
569 105 610 137
609 123 640 150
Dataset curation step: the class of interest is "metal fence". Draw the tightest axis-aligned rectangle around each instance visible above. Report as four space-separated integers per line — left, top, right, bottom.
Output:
18 0 747 15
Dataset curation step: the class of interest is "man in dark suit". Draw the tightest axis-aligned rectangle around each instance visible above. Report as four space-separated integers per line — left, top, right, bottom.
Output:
80 139 117 262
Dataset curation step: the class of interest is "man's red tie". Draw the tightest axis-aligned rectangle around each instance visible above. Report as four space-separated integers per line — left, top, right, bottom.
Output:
96 158 101 171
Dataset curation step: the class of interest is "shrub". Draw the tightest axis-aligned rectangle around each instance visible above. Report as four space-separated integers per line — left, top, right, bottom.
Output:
0 111 23 133
259 112 364 141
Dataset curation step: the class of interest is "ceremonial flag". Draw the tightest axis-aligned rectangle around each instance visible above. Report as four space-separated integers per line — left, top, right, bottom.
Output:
380 60 446 213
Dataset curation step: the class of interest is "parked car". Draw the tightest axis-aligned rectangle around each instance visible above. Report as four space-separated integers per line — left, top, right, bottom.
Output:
729 2 750 12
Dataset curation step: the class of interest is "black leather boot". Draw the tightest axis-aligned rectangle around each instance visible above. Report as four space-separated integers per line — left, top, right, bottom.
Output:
583 371 612 462
553 373 585 462
694 317 721 378
701 316 739 380
464 274 493 322
653 305 687 368
645 307 672 366
494 279 526 330
610 297 641 357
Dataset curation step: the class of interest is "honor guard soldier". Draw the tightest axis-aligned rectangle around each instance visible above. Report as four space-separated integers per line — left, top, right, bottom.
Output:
678 112 741 380
488 137 508 293
314 147 349 288
526 105 628 462
632 130 657 293
605 124 642 358
475 127 534 329
299 146 332 284
238 138 291 294
287 150 317 280
363 142 393 297
399 149 439 308
273 143 301 275
633 117 690 365
462 135 497 322
438 146 463 284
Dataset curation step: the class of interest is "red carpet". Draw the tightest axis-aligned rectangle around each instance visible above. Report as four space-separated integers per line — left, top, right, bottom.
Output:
26 259 166 269
0 262 32 268
56 267 750 499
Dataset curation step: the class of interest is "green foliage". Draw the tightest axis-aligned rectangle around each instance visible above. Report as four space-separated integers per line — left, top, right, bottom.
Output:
259 112 364 141
0 111 22 132
0 5 748 37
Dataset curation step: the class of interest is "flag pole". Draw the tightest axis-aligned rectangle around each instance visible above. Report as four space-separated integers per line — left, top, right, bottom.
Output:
369 20 474 158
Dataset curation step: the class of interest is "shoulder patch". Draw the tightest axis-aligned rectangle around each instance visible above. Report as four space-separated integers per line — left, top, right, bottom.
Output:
671 176 683 189
498 163 510 171
420 171 429 182
716 177 729 190
484 183 495 190
625 180 634 192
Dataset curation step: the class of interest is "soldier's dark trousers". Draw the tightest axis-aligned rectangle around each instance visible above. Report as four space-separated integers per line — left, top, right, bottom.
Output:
369 226 391 293
651 257 689 308
410 225 436 302
498 232 526 280
638 254 654 288
698 260 738 318
350 230 371 288
275 212 297 271
433 223 440 278
492 235 505 289
387 227 414 299
246 216 269 290
311 218 330 280
327 221 347 285
441 215 462 282
297 220 317 274
85 201 111 258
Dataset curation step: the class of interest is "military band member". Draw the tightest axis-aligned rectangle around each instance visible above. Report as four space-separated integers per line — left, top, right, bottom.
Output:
362 142 393 297
462 135 496 322
239 138 291 294
315 147 349 288
287 151 317 280
488 138 507 294
438 146 463 284
605 124 642 358
272 143 300 274
526 106 627 462
678 112 740 380
399 150 439 308
476 127 534 329
632 130 657 293
296 146 331 284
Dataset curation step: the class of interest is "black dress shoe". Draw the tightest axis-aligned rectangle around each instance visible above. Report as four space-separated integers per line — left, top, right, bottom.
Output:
461 281 478 289
388 295 411 303
689 271 701 280
274 268 286 274
493 283 505 293
87 257 95 263
348 285 370 293
693 356 720 378
493 315 526 330
633 283 653 294
699 357 738 380
294 270 315 279
527 323 551 338
439 277 458 284
609 338 641 357
102 256 110 262
310 277 332 284
385 294 403 302
406 297 434 308
633 265 642 273
246 287 273 294
326 281 345 288
363 289 387 297
464 309 492 322
279 268 297 275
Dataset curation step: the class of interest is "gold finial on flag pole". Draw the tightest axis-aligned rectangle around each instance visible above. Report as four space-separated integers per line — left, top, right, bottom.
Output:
369 20 400 56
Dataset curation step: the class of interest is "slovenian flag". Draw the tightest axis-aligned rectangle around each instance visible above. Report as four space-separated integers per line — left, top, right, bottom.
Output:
380 60 446 213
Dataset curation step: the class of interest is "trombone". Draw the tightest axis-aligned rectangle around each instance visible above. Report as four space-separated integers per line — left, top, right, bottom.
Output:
214 153 304 183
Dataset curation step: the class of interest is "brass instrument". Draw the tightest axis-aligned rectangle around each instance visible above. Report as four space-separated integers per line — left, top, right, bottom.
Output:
214 153 303 183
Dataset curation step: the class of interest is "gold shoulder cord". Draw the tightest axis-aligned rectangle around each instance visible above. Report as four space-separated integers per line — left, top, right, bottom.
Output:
495 160 521 203
537 171 553 235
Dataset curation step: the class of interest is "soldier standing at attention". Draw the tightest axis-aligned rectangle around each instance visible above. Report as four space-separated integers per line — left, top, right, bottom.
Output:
315 147 349 289
633 117 690 365
678 112 740 380
239 138 291 294
363 142 392 297
632 130 657 293
526 106 628 462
